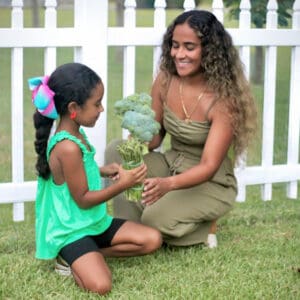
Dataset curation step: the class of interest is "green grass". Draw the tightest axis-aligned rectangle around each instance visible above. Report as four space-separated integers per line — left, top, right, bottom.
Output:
0 5 300 299
1 189 300 299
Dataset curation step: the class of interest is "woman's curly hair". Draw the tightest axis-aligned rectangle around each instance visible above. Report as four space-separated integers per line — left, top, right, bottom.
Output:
159 10 257 161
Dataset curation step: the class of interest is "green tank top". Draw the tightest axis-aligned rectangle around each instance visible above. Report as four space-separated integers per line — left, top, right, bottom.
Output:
35 129 112 260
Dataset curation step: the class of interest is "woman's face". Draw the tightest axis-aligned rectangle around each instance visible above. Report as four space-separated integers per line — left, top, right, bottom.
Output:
170 22 202 77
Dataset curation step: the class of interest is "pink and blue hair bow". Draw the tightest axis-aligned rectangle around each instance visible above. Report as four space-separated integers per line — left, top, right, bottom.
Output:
28 76 58 119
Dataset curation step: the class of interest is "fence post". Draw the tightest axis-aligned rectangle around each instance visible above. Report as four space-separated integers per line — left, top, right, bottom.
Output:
183 0 196 11
261 0 278 201
212 0 224 23
122 0 136 139
77 0 109 165
287 0 300 198
11 0 24 221
153 0 166 77
44 0 57 75
236 0 251 202
74 0 84 62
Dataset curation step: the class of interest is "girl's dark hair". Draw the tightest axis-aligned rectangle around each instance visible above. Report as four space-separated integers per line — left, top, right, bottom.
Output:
33 62 102 179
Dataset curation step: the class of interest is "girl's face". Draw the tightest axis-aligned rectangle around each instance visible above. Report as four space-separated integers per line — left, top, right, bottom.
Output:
78 82 104 127
170 22 202 77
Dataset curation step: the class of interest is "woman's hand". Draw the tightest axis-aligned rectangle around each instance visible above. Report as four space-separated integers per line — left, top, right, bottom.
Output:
142 177 170 206
100 163 119 180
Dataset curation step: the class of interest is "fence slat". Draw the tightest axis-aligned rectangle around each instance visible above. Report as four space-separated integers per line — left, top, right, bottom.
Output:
153 0 166 77
11 0 24 221
44 0 57 75
122 0 136 139
73 0 84 62
1 28 300 48
236 0 251 202
287 0 300 198
212 0 224 23
79 0 109 165
183 0 196 11
0 182 36 203
236 164 300 185
261 0 278 201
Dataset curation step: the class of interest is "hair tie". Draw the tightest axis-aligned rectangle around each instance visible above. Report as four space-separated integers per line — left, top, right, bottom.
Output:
28 76 58 119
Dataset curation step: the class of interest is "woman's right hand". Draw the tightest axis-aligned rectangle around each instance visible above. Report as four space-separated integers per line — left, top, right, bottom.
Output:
118 163 147 188
142 177 171 205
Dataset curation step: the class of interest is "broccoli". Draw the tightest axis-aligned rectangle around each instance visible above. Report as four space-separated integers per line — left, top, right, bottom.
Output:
114 93 156 132
114 92 160 143
121 111 160 142
114 93 161 201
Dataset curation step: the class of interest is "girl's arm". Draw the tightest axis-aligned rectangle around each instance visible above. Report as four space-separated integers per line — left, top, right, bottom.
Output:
53 141 147 209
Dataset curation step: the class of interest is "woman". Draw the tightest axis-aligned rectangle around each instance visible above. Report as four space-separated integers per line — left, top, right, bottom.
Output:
106 10 256 247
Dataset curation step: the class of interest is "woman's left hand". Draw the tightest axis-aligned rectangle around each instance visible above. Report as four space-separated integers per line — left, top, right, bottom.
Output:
142 177 170 206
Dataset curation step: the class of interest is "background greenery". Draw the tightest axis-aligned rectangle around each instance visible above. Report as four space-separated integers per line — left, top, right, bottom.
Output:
0 2 299 299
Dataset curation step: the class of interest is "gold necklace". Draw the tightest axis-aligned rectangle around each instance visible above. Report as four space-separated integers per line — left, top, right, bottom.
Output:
179 79 206 124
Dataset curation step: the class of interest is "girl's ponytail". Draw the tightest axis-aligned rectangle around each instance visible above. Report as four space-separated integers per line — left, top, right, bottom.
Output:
33 111 54 179
28 76 57 179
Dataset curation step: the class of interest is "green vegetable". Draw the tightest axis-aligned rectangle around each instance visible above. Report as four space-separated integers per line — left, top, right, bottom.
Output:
114 93 161 201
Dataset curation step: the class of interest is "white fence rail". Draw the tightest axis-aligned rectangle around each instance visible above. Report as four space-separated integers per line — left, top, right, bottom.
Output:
0 0 299 221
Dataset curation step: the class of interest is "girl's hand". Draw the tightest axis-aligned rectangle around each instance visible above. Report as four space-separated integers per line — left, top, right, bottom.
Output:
118 163 147 188
100 163 119 180
141 177 170 206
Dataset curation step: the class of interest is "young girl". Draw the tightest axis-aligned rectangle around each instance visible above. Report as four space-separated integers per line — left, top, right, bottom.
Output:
29 62 162 295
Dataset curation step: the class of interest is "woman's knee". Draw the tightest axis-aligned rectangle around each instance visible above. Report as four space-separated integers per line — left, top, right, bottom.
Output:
141 209 196 239
141 210 171 236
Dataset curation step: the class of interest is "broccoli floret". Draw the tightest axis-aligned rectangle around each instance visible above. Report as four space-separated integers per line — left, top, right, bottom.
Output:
114 93 152 117
114 93 160 143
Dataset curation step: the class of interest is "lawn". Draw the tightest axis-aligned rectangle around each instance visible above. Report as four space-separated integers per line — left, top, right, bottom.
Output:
1 189 300 299
0 3 299 299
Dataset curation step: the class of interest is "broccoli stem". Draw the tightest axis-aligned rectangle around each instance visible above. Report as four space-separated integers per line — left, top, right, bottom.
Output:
117 137 147 201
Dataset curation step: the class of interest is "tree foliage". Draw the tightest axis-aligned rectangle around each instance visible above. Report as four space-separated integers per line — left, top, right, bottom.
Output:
223 0 294 84
223 0 293 28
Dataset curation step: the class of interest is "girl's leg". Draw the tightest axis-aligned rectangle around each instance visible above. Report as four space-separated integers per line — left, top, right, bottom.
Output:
71 251 112 295
100 221 162 257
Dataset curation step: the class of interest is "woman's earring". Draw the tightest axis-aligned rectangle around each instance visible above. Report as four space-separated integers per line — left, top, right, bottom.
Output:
70 111 77 120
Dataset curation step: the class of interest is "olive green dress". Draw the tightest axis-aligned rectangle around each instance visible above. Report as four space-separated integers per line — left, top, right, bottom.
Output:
105 103 237 246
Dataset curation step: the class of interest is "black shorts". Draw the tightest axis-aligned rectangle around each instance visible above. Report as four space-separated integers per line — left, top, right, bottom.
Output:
59 218 126 266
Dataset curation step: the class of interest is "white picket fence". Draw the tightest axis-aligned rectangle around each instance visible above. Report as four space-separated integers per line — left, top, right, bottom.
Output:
0 0 299 221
